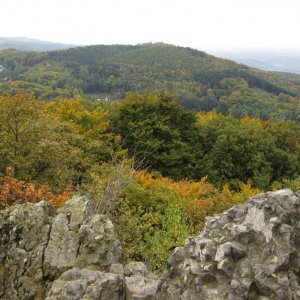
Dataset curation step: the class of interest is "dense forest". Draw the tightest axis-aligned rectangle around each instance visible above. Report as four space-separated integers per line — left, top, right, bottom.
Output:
1 92 300 270
1 43 300 122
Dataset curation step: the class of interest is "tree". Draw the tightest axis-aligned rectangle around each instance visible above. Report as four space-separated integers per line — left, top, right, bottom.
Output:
0 92 46 178
110 92 203 179
0 93 83 191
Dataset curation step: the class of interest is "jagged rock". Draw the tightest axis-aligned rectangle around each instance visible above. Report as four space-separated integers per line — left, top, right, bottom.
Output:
0 201 55 299
77 214 122 267
0 196 122 299
46 267 123 300
44 196 122 278
43 197 87 275
123 262 159 300
2 189 300 299
158 189 300 299
124 262 148 276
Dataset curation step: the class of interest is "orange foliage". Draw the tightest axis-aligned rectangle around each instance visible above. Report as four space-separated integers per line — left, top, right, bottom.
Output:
132 170 262 230
133 170 233 228
0 167 72 209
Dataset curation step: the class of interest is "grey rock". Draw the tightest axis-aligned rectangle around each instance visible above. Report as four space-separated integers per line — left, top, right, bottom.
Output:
2 189 300 299
77 214 122 267
124 275 159 300
217 258 233 276
46 267 123 300
124 262 148 276
109 263 125 275
44 196 122 278
43 196 90 275
0 201 54 299
0 196 122 299
158 189 300 299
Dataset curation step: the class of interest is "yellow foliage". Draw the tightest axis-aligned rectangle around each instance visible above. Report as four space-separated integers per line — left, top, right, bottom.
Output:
88 166 266 271
196 110 221 125
241 116 264 128
47 98 109 135
133 170 232 229
132 170 263 230
222 180 263 205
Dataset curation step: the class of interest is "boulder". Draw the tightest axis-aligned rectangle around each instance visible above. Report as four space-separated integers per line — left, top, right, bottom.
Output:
124 262 159 300
124 262 148 276
44 196 122 278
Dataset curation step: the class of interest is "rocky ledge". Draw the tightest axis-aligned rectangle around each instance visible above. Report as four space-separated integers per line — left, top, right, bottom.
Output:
1 189 300 299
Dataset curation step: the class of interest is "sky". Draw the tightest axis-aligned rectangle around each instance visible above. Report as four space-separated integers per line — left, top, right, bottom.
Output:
1 0 300 51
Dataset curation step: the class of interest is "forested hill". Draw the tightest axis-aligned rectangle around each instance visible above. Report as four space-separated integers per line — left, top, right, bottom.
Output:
0 43 299 121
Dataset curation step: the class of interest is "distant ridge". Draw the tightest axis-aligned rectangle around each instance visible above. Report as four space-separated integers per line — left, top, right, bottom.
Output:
213 49 300 74
0 42 300 121
0 37 76 51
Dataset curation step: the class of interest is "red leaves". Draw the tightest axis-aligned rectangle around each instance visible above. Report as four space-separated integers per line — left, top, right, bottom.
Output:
0 167 72 209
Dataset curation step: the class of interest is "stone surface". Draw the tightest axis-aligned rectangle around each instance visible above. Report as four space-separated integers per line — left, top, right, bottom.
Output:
0 196 122 299
125 275 159 300
2 189 300 299
109 263 125 275
46 267 123 300
44 196 122 278
124 262 159 300
0 201 54 299
124 262 148 276
158 189 300 299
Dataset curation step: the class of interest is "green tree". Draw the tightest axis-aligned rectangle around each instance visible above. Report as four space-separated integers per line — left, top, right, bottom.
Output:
110 92 202 179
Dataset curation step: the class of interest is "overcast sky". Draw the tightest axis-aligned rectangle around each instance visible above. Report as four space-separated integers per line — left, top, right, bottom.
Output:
1 0 300 51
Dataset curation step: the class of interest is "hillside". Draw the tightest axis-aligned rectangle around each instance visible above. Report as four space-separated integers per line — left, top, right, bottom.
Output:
0 43 299 121
0 37 75 51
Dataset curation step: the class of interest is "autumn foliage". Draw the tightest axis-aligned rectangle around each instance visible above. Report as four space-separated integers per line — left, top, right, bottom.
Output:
0 167 72 209
132 170 262 230
99 167 264 270
0 92 299 271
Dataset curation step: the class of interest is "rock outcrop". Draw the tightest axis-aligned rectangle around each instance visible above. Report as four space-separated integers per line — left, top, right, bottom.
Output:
158 189 300 299
1 189 300 299
0 196 124 299
0 200 54 299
